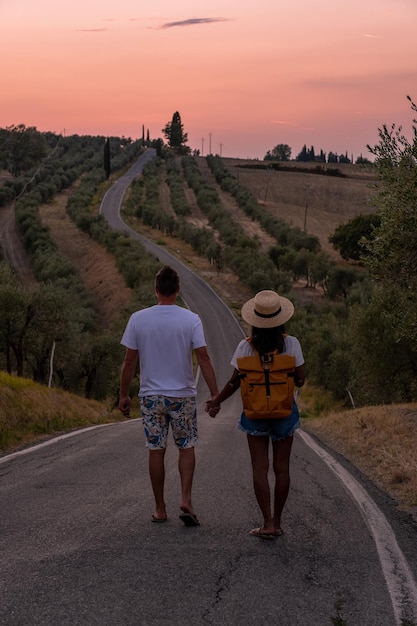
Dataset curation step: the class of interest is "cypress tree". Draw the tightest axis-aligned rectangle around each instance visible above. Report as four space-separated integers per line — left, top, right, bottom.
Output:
103 137 111 180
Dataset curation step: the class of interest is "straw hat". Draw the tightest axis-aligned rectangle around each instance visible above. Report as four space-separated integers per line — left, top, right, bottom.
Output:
241 290 294 328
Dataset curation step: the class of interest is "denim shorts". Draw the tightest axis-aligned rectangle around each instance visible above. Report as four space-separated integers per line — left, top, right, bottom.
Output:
140 395 198 450
238 401 300 441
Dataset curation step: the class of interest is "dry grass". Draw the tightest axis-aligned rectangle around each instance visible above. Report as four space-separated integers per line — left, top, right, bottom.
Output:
301 389 417 520
0 372 119 454
197 158 277 251
39 186 133 330
0 169 13 183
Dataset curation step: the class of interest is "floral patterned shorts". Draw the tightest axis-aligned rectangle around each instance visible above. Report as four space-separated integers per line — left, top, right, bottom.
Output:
140 395 198 450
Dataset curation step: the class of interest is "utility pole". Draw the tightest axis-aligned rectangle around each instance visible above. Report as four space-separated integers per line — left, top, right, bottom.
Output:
304 199 308 232
209 132 212 155
219 142 223 157
201 138 204 156
264 167 271 202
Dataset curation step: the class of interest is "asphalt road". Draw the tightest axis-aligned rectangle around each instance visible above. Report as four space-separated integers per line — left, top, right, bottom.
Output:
2 150 417 626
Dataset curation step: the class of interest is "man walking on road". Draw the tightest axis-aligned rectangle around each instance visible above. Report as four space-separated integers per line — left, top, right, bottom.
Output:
119 265 219 526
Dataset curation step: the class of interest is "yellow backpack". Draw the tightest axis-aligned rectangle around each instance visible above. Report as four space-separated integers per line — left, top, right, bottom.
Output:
237 349 296 419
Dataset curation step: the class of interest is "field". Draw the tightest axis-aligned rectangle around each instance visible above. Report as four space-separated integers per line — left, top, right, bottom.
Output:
1 158 378 316
221 158 378 256
38 187 133 330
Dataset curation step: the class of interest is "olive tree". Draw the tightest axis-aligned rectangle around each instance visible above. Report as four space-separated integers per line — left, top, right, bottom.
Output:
264 143 292 161
0 124 47 177
365 95 417 349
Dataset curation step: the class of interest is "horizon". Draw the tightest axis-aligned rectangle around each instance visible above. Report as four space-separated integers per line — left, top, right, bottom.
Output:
1 0 416 160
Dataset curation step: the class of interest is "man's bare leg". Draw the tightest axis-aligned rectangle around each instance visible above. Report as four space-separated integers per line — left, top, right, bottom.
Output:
178 447 196 516
149 449 167 520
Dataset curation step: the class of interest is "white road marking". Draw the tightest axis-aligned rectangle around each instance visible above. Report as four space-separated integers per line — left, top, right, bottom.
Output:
3 420 417 622
0 420 137 465
298 429 417 625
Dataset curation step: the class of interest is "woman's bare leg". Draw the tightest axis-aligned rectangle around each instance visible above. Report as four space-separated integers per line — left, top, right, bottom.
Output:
247 435 275 534
272 436 293 533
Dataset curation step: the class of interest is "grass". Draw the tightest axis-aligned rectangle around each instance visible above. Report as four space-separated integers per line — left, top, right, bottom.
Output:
0 371 124 454
300 384 417 520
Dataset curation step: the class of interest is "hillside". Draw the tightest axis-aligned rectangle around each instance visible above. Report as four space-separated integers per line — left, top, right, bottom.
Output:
38 186 133 330
0 154 384 360
219 158 378 257
2 154 417 523
1 157 376 313
0 371 120 454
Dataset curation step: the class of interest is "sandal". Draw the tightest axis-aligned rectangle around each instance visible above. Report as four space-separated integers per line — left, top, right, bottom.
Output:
250 527 277 540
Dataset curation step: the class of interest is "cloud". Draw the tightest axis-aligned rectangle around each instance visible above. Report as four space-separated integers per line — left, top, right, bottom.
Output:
75 28 108 32
160 17 230 30
300 70 417 91
272 120 298 126
363 33 378 38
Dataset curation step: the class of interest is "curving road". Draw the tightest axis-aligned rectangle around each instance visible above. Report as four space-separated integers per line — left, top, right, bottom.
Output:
99 148 243 388
1 150 417 625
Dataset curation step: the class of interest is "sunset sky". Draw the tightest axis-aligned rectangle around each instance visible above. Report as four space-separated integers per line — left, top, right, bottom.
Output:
1 0 416 160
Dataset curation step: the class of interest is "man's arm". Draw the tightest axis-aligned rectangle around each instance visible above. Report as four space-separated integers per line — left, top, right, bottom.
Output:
194 346 219 398
119 347 138 417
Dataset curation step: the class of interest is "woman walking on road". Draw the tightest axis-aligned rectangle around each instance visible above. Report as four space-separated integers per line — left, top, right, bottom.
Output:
206 290 305 539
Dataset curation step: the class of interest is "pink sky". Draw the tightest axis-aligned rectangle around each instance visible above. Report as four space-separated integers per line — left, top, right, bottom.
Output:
1 0 416 160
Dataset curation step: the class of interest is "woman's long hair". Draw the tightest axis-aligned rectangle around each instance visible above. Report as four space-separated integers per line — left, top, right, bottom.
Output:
250 325 286 355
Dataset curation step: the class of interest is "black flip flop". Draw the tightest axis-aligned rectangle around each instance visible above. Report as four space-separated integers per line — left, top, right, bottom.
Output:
179 512 200 527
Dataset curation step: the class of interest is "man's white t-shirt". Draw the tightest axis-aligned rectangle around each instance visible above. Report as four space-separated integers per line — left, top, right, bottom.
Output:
121 305 206 397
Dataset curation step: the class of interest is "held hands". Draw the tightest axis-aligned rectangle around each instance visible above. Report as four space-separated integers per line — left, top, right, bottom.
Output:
205 395 221 418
